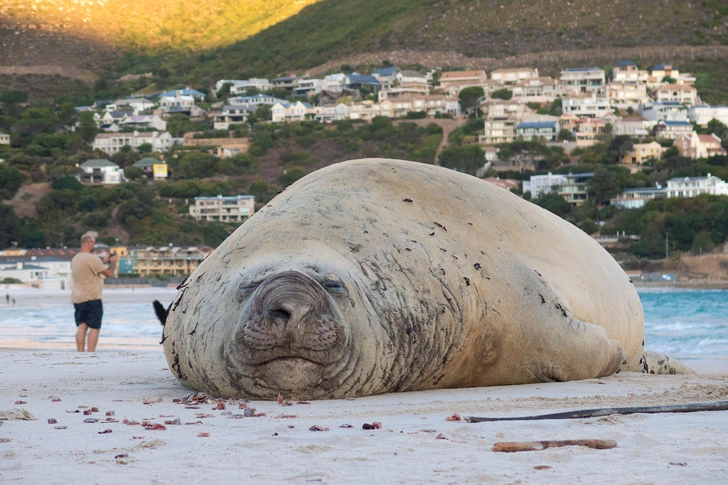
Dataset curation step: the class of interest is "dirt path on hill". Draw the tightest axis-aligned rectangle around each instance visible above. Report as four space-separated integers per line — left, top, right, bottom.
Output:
0 65 99 83
7 183 51 218
393 117 465 162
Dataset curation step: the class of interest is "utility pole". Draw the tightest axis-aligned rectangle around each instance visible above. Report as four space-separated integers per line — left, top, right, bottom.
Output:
665 232 669 260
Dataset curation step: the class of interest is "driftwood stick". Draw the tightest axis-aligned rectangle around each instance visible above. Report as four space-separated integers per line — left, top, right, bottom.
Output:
492 439 617 452
466 400 728 423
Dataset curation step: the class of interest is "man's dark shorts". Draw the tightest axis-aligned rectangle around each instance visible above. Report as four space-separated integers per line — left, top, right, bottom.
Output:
74 300 103 329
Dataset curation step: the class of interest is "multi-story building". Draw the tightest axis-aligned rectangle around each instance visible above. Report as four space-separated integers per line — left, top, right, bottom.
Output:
612 119 653 137
612 60 641 84
610 186 668 209
561 93 611 117
490 67 539 85
124 245 213 277
92 131 174 154
227 78 271 95
271 76 299 92
438 70 487 94
226 94 285 110
673 132 727 159
189 195 255 223
621 141 665 164
655 84 699 106
650 63 680 81
510 77 560 102
639 101 688 122
574 118 607 147
480 117 518 145
606 81 650 109
132 157 168 181
371 67 401 88
688 105 728 126
655 120 694 139
78 159 123 184
559 172 593 206
560 67 606 93
213 105 249 129
516 121 560 141
522 172 567 199
271 101 313 123
666 173 728 198
312 104 351 123
293 79 323 98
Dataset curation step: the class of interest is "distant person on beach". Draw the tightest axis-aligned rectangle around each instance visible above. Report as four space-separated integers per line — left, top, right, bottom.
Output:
71 232 118 352
5 293 8 304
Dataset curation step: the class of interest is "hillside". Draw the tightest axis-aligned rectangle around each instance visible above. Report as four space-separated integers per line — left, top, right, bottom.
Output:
1 0 727 79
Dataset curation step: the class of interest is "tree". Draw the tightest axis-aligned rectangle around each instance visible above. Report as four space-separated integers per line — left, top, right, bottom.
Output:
491 88 513 100
77 111 98 143
438 145 486 175
278 166 306 186
587 167 622 205
137 142 153 153
0 164 23 200
558 128 573 141
458 87 485 118
0 90 28 115
124 166 145 181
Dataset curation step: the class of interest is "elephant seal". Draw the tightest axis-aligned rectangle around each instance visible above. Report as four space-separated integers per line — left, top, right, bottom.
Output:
162 158 692 400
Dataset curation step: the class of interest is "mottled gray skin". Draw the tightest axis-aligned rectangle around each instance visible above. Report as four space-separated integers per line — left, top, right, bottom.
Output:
163 158 692 400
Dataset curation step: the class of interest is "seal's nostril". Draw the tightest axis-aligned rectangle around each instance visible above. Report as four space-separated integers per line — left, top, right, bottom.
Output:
267 309 290 321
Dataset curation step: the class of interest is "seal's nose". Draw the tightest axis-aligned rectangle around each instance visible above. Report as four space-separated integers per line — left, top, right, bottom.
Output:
239 270 340 353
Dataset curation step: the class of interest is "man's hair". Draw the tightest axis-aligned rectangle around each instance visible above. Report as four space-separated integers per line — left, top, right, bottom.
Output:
81 232 97 245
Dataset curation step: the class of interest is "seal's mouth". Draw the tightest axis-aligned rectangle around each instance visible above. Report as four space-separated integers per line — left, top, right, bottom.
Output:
253 357 325 391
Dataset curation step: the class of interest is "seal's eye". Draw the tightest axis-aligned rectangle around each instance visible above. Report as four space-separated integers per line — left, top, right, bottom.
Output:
322 273 347 296
237 280 260 302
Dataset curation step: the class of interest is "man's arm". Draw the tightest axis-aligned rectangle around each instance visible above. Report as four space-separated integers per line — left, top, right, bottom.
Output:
100 255 118 277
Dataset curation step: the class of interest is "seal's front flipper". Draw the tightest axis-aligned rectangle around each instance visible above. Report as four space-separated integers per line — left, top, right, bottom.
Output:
640 350 695 375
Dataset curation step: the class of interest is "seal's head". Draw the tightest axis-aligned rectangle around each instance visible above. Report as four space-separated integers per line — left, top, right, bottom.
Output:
224 262 359 399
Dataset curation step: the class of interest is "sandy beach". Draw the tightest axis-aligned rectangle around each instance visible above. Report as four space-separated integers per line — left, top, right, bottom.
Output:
0 349 726 484
1 286 727 483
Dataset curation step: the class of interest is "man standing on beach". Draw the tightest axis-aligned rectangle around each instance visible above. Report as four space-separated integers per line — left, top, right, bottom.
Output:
71 232 118 352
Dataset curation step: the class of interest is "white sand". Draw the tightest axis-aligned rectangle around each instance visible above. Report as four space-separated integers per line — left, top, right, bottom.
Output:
1 350 727 484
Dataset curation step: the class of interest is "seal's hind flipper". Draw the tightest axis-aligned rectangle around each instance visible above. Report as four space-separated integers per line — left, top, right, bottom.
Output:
153 300 168 326
641 350 695 375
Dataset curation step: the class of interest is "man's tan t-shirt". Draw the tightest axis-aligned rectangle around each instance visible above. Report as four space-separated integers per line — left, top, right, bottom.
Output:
71 252 108 304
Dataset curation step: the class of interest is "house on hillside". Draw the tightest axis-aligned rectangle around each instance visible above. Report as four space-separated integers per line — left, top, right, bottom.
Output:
322 73 347 92
227 78 271 95
612 60 641 83
159 92 205 117
119 114 167 131
490 67 539 85
226 94 285 110
312 104 350 123
271 101 313 122
109 98 155 112
561 93 611 117
345 74 382 93
371 67 401 88
510 77 560 102
666 174 728 197
639 101 687 122
611 186 668 209
560 67 606 94
132 157 168 181
673 132 727 159
654 120 693 139
271 76 298 92
480 117 518 145
293 79 323 97
688 105 728 126
522 172 567 198
516 121 559 141
655 84 699 106
160 88 206 102
78 159 122 184
606 81 649 109
438 70 487 94
213 105 249 129
650 63 680 81
0 131 10 145
621 141 665 164
189 195 255 223
92 131 174 154
574 118 607 147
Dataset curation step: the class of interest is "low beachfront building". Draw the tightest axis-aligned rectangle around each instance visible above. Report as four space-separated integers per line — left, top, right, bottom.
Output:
666 173 728 198
189 195 255 223
124 245 213 277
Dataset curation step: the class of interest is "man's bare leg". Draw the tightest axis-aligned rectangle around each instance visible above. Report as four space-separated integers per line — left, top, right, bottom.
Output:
87 329 100 352
76 323 88 352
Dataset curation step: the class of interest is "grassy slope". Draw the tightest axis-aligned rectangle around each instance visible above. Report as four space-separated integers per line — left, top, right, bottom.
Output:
181 0 728 79
0 0 322 52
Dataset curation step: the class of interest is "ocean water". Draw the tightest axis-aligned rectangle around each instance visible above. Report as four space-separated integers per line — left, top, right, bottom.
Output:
0 289 726 355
